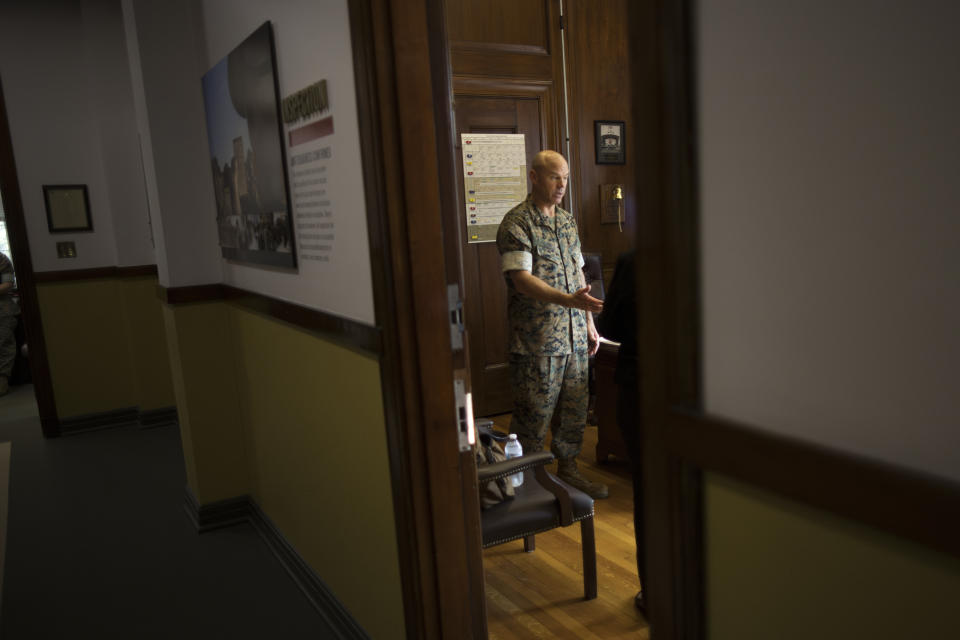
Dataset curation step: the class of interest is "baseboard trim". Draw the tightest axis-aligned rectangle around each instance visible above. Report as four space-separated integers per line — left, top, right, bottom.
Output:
57 406 179 435
247 500 371 639
59 407 140 435
139 406 178 429
184 487 370 639
182 488 251 533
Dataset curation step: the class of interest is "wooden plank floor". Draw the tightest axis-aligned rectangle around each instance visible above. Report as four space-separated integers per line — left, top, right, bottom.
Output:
483 415 649 640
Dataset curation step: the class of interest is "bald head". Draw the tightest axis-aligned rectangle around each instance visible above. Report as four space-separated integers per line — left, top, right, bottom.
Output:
529 150 569 214
531 150 567 173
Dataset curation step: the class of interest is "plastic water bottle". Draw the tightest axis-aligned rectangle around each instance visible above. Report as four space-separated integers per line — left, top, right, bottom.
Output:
504 434 523 487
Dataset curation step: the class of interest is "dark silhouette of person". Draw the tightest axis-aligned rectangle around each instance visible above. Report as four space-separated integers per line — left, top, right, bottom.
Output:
596 249 645 613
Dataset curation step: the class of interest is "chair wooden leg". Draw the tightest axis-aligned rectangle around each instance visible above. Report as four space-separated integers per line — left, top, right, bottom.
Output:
581 517 598 599
523 534 536 552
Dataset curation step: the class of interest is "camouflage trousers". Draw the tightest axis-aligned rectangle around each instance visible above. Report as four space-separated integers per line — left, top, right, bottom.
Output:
0 313 16 378
508 353 588 462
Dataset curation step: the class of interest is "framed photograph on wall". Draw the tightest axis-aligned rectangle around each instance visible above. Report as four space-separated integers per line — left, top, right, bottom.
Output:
43 184 93 233
201 21 297 269
594 120 626 165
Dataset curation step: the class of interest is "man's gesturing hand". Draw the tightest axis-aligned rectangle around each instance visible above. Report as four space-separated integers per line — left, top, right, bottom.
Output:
569 285 603 314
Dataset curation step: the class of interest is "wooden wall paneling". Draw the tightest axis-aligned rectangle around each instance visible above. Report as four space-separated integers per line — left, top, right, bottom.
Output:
446 0 565 80
450 49 553 80
446 0 550 51
565 0 635 272
0 77 59 437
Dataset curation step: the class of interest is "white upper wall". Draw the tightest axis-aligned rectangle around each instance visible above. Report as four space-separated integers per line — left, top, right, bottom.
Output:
1 0 376 320
123 0 223 287
699 1 960 481
0 0 155 271
199 0 375 324
1 0 117 271
82 0 155 267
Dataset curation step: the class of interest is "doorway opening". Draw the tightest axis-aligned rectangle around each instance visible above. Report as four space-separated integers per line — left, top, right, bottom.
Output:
0 78 57 436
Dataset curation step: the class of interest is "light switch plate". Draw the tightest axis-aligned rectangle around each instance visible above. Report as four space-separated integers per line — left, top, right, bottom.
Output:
56 241 77 258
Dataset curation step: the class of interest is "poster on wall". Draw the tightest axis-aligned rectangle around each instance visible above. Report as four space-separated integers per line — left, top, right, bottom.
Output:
201 21 296 269
461 133 527 243
282 80 336 263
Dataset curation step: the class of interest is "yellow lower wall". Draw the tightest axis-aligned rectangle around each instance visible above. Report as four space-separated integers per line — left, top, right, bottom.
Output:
230 305 403 640
705 472 960 639
36 276 175 419
164 300 403 639
161 301 249 502
120 277 175 411
38 278 403 634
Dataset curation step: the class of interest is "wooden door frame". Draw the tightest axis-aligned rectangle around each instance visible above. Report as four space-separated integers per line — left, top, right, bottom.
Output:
349 0 486 637
634 2 960 639
0 76 60 437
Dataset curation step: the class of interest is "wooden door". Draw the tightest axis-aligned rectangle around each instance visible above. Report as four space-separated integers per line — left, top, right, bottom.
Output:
454 94 554 416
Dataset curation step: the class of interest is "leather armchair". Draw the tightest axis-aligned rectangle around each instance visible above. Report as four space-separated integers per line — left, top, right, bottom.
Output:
478 450 598 600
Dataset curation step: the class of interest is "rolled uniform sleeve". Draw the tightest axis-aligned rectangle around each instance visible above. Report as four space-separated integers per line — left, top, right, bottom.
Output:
497 218 533 273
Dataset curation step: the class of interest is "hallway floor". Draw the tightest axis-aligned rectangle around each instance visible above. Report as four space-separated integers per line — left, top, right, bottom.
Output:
0 384 335 639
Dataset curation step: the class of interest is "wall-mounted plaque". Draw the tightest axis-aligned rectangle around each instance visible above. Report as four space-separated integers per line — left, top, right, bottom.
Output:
594 120 626 165
43 185 92 233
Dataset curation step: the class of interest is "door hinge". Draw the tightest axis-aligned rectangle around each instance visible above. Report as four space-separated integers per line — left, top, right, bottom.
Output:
447 283 464 351
454 376 475 452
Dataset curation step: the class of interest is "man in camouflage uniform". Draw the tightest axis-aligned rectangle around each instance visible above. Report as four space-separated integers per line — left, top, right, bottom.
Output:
496 150 608 499
0 251 18 396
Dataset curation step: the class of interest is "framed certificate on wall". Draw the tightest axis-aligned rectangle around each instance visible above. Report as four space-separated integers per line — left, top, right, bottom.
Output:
594 120 626 165
43 184 93 233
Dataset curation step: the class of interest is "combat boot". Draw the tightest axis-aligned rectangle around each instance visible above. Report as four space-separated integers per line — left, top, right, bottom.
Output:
556 458 608 499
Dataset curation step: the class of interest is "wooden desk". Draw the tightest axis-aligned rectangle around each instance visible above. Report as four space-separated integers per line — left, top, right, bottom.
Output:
594 341 629 462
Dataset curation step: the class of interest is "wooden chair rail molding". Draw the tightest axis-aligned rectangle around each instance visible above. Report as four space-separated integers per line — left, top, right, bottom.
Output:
33 264 159 283
667 409 960 561
157 283 382 357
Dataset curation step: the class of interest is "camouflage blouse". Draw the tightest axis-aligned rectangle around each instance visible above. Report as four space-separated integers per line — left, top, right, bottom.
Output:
0 252 16 317
496 195 586 355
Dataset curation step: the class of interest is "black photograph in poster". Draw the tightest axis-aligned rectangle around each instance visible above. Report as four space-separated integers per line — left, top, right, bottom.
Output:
594 120 626 165
201 21 296 268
